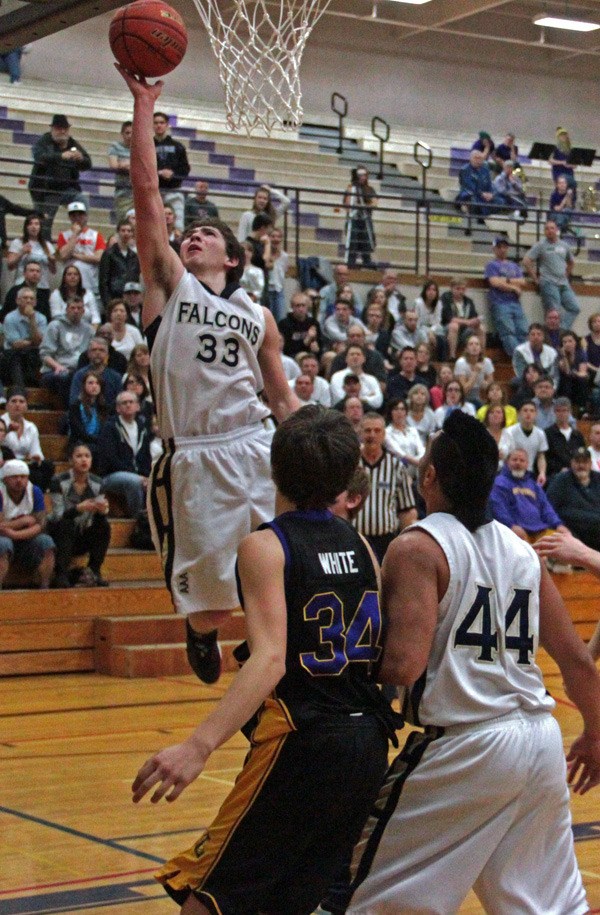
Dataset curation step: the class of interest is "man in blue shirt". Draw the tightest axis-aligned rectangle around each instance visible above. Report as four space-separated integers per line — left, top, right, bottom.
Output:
484 237 528 356
2 286 47 387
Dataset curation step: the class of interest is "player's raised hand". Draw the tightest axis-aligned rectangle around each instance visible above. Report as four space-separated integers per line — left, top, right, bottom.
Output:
567 733 600 794
114 63 164 102
132 739 207 804
534 530 589 566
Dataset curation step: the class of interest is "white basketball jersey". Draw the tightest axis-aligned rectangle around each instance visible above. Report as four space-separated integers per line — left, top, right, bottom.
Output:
403 514 554 727
150 272 270 439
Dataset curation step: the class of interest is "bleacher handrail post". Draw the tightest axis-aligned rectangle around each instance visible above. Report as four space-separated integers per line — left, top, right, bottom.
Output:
371 116 390 181
331 92 348 155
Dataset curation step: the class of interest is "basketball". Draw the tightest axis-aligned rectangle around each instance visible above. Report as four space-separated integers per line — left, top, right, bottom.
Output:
109 0 188 78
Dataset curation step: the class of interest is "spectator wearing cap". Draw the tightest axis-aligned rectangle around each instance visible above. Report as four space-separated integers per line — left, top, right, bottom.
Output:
98 219 140 309
122 282 144 331
484 236 528 357
0 459 55 589
57 202 106 309
184 180 219 228
488 447 569 544
545 397 586 480
28 114 91 240
547 447 600 551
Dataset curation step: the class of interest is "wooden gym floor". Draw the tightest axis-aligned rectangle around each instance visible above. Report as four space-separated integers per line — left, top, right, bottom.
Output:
1 657 599 914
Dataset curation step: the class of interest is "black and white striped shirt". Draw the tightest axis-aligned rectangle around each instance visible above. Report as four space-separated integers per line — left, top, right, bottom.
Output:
354 448 416 537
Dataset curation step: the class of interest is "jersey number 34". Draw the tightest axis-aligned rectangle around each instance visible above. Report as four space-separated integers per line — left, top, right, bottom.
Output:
300 591 382 676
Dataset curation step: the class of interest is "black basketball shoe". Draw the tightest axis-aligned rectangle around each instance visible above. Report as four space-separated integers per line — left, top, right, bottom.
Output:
185 621 221 684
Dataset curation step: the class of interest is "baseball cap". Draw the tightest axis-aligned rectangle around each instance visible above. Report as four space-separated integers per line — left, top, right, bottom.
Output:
1 459 30 479
125 208 136 219
494 236 509 247
123 282 142 293
571 447 592 461
51 114 70 129
67 201 87 214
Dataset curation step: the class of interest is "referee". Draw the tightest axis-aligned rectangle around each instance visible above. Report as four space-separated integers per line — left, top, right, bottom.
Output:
354 412 417 564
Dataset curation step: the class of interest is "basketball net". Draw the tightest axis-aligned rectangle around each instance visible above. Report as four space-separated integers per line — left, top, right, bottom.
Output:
191 0 332 135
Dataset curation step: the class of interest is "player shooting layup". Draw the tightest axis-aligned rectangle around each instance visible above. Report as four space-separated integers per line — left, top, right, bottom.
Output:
118 67 299 683
347 411 600 914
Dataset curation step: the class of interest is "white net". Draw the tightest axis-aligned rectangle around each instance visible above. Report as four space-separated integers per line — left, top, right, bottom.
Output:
191 0 332 135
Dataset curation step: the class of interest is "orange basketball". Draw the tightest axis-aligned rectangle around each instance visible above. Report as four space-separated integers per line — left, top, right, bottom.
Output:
110 0 188 78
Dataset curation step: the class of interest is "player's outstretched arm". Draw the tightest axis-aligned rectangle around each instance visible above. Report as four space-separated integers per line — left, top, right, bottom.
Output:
131 529 287 805
258 309 301 421
535 532 600 661
116 65 184 328
538 561 600 794
379 530 448 685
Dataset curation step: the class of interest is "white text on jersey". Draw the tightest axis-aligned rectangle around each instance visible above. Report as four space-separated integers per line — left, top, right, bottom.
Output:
318 550 359 575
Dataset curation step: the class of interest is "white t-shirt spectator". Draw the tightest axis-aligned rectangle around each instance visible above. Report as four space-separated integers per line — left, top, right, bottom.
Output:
8 238 56 288
1 415 44 460
111 325 144 361
330 369 383 409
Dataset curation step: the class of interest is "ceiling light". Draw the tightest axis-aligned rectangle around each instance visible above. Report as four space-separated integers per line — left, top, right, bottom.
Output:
386 0 432 5
533 15 599 31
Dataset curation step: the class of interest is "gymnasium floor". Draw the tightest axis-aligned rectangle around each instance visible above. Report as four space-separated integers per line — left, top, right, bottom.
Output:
1 659 599 914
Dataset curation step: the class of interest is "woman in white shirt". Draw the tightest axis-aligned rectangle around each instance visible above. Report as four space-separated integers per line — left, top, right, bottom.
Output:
107 300 144 361
7 214 56 288
454 334 494 408
433 378 476 429
2 388 53 490
49 264 101 327
237 185 290 242
385 398 424 477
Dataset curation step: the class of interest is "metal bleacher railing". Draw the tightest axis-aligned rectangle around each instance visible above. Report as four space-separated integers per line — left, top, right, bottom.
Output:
1 151 600 280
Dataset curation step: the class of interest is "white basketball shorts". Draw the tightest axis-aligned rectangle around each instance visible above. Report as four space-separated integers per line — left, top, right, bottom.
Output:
348 709 587 915
148 422 274 615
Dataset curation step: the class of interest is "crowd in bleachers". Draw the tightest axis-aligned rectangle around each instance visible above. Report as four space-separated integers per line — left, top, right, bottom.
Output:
0 105 599 591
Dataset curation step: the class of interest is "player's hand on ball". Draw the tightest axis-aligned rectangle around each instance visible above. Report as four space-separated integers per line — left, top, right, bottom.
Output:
115 63 164 101
567 733 600 795
132 740 207 804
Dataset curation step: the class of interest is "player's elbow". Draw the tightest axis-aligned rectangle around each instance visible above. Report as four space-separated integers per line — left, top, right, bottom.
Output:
379 648 426 687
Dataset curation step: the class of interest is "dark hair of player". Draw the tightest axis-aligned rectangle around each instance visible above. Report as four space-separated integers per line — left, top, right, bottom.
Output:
271 405 360 510
182 218 245 285
429 411 498 532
